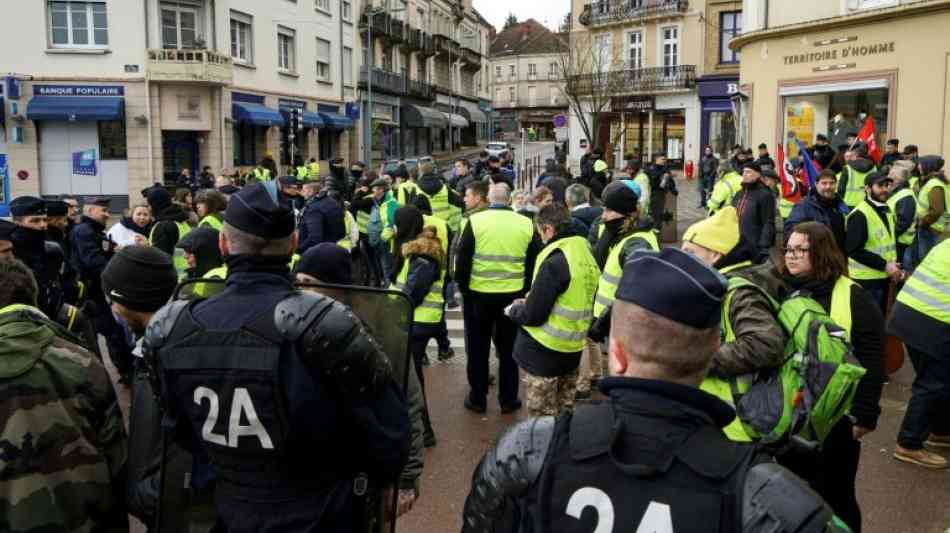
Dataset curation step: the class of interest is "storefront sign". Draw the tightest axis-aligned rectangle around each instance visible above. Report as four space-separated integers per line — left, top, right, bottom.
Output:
279 99 307 111
612 96 654 112
72 149 97 176
783 41 895 66
698 78 739 99
317 104 340 114
34 85 124 97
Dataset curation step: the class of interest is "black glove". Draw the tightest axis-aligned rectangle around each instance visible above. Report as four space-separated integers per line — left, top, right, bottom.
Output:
587 306 611 343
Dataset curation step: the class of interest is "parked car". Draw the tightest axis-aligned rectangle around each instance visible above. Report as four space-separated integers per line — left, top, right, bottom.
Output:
485 142 513 159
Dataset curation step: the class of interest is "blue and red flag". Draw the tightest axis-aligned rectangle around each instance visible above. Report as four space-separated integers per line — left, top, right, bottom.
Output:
795 139 821 190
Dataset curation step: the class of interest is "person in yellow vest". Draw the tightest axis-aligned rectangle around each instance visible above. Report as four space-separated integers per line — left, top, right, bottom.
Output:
294 158 309 181
707 159 743 215
455 183 541 414
885 163 918 265
396 166 422 205
888 238 950 469
845 171 904 311
307 157 321 180
914 155 949 263
414 161 465 235
251 161 272 183
195 189 227 231
411 195 456 362
781 221 886 533
681 207 787 442
175 227 224 298
837 143 878 210
392 205 445 447
350 173 382 286
504 204 599 416
145 187 192 279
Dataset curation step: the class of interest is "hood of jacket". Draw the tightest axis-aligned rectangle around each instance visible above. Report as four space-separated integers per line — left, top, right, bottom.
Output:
155 204 190 224
918 155 945 176
0 306 56 379
848 157 876 173
401 228 445 269
418 173 445 196
177 227 223 276
11 226 47 258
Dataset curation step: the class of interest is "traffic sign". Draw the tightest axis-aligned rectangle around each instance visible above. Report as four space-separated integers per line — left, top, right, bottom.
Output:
553 114 567 128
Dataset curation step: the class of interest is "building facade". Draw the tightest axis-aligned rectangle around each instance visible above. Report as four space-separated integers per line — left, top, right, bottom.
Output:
0 0 361 212
733 0 950 158
565 0 744 170
488 20 569 142
358 0 491 164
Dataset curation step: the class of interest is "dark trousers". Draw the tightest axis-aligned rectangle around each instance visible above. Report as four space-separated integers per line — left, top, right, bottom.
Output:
462 292 520 408
898 347 950 449
358 234 382 287
779 419 863 533
855 278 888 314
651 189 667 231
410 330 438 436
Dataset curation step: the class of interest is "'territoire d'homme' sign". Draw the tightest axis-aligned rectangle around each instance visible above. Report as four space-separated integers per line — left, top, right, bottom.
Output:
33 85 125 97
783 41 895 65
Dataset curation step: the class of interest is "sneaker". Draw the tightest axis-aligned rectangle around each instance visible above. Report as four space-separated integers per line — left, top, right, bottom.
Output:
893 446 948 469
464 397 487 415
925 434 950 448
500 400 523 414
437 347 455 362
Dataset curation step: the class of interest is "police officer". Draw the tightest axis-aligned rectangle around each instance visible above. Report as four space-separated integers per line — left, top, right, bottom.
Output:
461 248 849 533
9 197 59 316
298 174 347 253
454 183 541 414
145 183 410 532
845 171 903 311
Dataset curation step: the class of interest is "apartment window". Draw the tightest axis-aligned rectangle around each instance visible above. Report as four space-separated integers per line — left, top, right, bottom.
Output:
594 33 612 73
316 38 331 81
161 3 198 49
342 0 352 21
98 120 127 159
230 11 253 63
278 27 296 72
508 87 515 102
719 11 741 63
528 64 537 79
548 62 559 80
527 86 536 106
509 64 516 80
495 65 502 80
627 30 643 69
315 0 330 13
49 1 109 47
495 88 502 103
661 26 679 72
343 46 353 86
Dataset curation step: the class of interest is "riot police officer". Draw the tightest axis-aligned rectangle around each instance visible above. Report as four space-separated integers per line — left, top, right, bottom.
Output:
461 248 848 533
145 183 410 533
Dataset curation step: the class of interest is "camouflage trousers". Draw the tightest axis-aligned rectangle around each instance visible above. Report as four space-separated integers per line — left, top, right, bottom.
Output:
524 368 580 417
575 340 607 395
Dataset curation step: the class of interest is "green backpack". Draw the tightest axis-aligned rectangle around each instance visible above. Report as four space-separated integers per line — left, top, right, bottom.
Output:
726 278 867 448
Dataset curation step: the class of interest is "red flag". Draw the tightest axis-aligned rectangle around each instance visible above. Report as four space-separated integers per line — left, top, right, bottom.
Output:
857 116 882 164
777 144 802 204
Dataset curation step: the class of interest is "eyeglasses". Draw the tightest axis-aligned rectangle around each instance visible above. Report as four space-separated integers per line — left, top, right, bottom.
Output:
784 246 810 258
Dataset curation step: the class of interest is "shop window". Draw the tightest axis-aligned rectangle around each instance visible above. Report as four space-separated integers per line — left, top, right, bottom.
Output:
708 111 736 159
783 88 889 157
98 120 126 159
278 27 296 72
319 131 339 161
230 11 253 64
719 11 741 64
49 1 109 48
316 38 331 82
233 123 257 166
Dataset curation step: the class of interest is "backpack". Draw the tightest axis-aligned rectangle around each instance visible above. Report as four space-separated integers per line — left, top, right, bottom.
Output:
726 278 867 448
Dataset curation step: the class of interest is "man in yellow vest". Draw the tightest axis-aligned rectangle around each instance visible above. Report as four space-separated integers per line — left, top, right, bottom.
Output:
681 207 787 442
251 161 272 183
889 239 950 469
145 187 192 279
707 160 743 215
837 143 878 210
307 158 321 180
845 171 904 311
886 163 918 265
455 183 541 415
175 227 225 299
504 204 599 416
914 155 949 262
195 189 227 231
294 158 309 181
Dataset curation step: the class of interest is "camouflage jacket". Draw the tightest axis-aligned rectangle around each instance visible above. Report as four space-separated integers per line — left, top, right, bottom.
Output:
0 304 128 533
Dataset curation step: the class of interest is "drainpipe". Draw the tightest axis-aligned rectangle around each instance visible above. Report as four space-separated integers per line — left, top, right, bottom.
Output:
144 0 155 184
763 0 770 30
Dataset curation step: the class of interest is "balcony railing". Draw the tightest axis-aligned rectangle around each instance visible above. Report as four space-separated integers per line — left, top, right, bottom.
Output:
548 72 561 80
359 66 406 95
408 79 435 100
579 0 688 26
146 48 233 84
460 46 481 68
433 33 460 57
566 64 696 96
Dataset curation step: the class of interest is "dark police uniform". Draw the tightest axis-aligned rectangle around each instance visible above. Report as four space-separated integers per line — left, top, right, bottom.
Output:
145 183 410 533
461 249 849 533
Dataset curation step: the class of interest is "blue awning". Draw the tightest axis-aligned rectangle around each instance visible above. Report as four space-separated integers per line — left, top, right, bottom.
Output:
232 102 286 127
318 112 354 130
280 109 325 129
27 96 124 121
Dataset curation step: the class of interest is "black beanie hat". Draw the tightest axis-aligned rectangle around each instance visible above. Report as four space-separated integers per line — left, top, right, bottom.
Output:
101 245 178 312
601 180 639 216
615 248 727 329
224 183 295 239
294 243 352 285
0 220 16 241
146 187 173 215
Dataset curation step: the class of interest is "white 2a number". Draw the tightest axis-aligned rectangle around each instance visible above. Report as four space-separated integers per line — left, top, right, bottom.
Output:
566 487 673 533
193 386 274 449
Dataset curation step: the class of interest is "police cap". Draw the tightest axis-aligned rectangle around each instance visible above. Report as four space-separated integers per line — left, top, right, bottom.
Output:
10 196 46 217
84 196 112 208
224 182 295 239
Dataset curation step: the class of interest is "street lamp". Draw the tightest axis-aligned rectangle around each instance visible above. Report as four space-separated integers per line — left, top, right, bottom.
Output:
364 6 405 166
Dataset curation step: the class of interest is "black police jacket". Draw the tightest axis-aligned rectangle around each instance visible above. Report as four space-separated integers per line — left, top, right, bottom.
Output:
298 193 346 253
461 377 846 533
144 262 410 533
70 216 112 286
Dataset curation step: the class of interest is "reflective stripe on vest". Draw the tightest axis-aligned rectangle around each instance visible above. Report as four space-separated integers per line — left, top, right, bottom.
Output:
151 221 192 279
308 162 321 179
708 172 742 214
296 166 308 179
886 187 917 245
839 167 874 208
830 276 856 341
896 239 950 324
397 182 421 205
469 210 534 293
356 209 371 234
917 178 950 234
337 212 354 250
523 236 600 353
199 215 223 231
394 257 445 324
253 168 272 182
593 230 660 317
846 201 896 280
193 265 228 298
421 185 462 233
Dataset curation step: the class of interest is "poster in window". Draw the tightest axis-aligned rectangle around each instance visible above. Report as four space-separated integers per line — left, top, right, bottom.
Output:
786 103 815 158
72 149 98 176
178 95 201 120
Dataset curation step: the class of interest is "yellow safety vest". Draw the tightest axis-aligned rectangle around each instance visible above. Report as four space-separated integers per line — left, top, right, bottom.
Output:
896 239 950 324
308 162 321 179
192 265 228 298
523 236 600 353
420 184 462 233
830 276 856 341
838 166 876 209
296 166 309 180
846 200 896 280
708 172 742 215
593 229 660 317
356 209 371 235
337 211 354 250
393 248 445 324
397 181 421 205
886 187 917 246
917 177 950 234
469 209 534 293
779 196 796 220
252 167 272 182
199 214 223 231
151 221 192 279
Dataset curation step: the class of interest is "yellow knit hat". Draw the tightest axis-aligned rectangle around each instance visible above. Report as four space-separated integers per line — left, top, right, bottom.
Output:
683 207 740 255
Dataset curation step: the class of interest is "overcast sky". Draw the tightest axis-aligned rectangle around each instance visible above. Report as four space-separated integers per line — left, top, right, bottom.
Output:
473 0 571 32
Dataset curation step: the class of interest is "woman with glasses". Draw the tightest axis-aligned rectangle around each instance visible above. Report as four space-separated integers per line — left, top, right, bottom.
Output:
779 221 885 533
